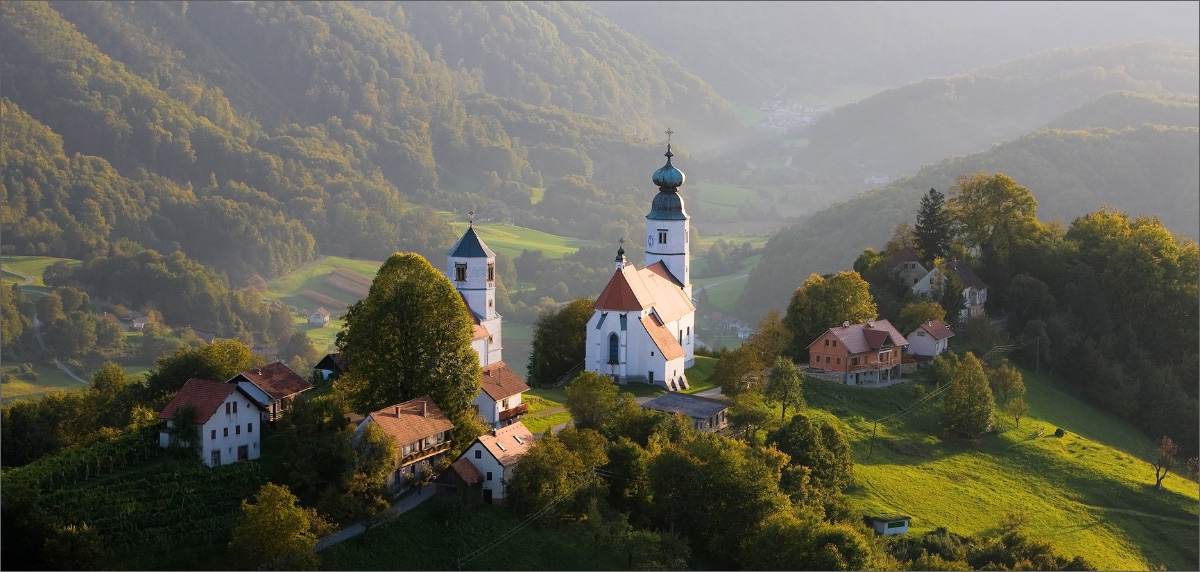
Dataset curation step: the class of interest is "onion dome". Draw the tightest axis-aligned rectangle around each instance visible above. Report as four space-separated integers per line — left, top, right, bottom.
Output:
615 246 626 262
648 144 688 221
651 145 685 189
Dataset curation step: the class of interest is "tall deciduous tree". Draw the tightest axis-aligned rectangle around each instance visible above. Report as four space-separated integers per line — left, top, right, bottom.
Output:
564 370 620 431
914 187 953 265
764 357 805 421
896 300 947 335
143 339 263 403
989 360 1025 404
947 173 1041 286
941 352 995 437
1006 396 1030 428
783 271 877 360
711 345 764 398
1150 435 1179 489
335 253 480 422
228 483 328 570
528 297 594 386
743 309 790 367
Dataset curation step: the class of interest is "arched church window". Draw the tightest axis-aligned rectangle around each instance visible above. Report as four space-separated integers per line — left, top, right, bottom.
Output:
608 333 619 365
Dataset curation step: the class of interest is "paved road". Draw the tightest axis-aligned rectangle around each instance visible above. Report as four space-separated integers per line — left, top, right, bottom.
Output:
315 483 436 551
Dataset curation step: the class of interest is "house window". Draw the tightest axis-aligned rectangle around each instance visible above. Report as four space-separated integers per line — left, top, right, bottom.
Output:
475 449 482 459
233 401 237 414
608 333 619 364
837 357 842 365
487 263 495 282
658 230 667 244
851 357 858 366
211 450 221 466
825 356 830 364
832 340 837 347
487 471 493 481
501 398 510 409
236 425 241 435
824 339 829 347
211 430 216 440
917 330 926 337
226 403 230 415
223 428 229 437
455 263 467 282
248 423 253 433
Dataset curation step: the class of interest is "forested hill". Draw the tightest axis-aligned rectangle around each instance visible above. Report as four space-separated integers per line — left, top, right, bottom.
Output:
0 1 738 286
738 94 1200 320
797 42 1199 184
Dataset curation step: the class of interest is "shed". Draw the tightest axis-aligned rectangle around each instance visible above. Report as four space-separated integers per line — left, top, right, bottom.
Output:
867 515 911 535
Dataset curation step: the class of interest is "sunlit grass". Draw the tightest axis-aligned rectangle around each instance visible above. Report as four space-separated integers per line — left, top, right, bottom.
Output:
1 361 87 404
449 221 586 259
1 255 80 287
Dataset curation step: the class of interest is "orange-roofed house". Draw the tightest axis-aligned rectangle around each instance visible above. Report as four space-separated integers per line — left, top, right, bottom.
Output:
158 378 266 467
357 395 455 495
228 361 313 423
471 362 531 428
456 421 534 504
807 319 909 385
585 142 697 391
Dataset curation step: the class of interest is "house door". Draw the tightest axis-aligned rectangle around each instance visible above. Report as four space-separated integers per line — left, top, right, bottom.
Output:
237 445 249 461
648 371 654 385
211 449 221 466
483 488 493 504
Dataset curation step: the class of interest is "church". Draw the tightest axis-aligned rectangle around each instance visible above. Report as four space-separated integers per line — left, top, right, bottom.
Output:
584 140 697 391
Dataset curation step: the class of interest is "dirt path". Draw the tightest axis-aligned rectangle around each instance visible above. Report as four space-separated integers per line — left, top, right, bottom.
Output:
1 267 35 285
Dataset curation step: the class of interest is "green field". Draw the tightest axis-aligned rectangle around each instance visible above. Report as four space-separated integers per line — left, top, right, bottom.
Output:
800 369 1199 571
0 255 81 287
319 500 624 571
448 222 587 260
1 361 88 404
733 102 769 127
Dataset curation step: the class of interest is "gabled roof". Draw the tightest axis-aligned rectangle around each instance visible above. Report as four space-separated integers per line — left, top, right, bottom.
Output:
159 378 264 423
807 319 909 354
450 457 484 486
595 265 655 312
448 226 495 258
457 293 491 340
885 247 922 270
312 307 330 318
912 320 954 341
229 362 313 402
640 315 686 361
364 395 454 446
946 259 988 291
476 422 534 467
642 392 729 419
644 261 683 287
639 264 694 323
316 353 347 373
480 362 530 401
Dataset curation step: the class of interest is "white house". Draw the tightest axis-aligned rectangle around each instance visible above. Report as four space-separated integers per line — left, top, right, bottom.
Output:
228 362 313 423
358 395 455 495
158 378 265 467
457 421 534 504
641 392 730 433
905 320 954 359
471 362 530 428
585 142 696 390
885 247 928 287
912 259 988 321
308 307 330 326
868 515 911 536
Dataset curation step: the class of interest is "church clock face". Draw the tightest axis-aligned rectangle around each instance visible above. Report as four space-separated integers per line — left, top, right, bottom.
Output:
647 234 654 247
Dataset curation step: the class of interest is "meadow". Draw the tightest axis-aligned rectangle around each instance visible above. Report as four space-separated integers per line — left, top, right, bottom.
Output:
448 221 587 260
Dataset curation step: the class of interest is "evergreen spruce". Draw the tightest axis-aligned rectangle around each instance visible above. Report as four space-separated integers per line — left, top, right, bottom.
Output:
914 188 953 265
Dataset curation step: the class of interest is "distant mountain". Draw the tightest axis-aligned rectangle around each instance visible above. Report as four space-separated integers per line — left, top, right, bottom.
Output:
1 1 739 284
796 42 1199 186
588 1 1200 105
737 93 1200 318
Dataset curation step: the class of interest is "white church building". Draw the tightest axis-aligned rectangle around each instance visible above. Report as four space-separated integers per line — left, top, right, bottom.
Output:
585 141 696 391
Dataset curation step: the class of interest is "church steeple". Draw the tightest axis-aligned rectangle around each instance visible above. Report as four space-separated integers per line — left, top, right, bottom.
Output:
645 129 690 294
448 214 502 366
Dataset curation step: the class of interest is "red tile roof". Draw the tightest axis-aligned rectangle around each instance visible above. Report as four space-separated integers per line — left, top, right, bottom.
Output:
808 319 909 354
159 378 263 423
594 266 655 312
365 395 454 447
477 422 534 467
480 362 530 401
640 315 686 361
885 247 922 270
230 362 313 401
640 263 695 323
914 320 954 341
450 457 484 486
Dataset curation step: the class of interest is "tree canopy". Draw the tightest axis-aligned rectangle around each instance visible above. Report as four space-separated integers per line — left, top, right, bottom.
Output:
783 271 877 360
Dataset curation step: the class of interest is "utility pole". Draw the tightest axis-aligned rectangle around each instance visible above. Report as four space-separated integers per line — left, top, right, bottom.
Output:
867 420 879 460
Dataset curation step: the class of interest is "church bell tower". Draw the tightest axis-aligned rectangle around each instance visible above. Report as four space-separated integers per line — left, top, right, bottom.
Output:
644 129 691 298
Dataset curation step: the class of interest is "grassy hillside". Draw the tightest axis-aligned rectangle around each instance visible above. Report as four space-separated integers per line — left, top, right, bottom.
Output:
0 255 80 287
800 367 1199 570
448 221 588 260
0 362 86 405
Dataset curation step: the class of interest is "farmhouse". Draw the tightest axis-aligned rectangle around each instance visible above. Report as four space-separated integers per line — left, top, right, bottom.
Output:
309 307 331 326
807 318 908 385
157 378 265 467
584 142 696 390
314 352 347 380
472 362 530 428
905 319 954 360
228 362 313 423
456 421 534 504
885 246 928 287
358 395 454 495
641 392 730 433
912 259 989 321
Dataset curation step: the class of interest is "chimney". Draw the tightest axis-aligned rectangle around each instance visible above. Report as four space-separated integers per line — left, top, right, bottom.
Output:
843 321 850 327
422 400 427 418
394 405 400 417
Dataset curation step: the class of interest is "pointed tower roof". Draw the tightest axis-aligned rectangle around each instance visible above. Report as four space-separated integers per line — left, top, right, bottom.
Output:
448 226 495 258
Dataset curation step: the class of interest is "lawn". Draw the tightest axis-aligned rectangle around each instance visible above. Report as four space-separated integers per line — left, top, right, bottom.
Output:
799 369 1199 571
319 501 625 571
448 221 586 260
1 361 87 404
0 255 81 286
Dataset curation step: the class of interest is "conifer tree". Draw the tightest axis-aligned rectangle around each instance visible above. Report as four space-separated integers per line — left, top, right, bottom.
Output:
914 188 952 265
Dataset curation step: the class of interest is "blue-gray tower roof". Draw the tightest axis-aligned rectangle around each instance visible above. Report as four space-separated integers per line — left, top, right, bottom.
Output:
448 226 495 258
647 144 688 221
